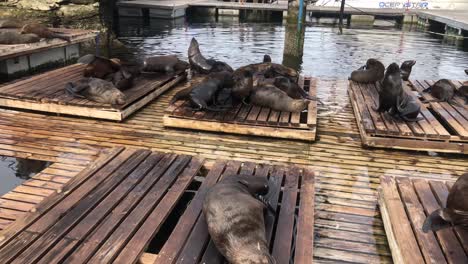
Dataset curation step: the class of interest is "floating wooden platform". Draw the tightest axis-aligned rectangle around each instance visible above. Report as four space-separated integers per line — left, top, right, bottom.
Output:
0 147 315 263
0 28 97 60
0 64 186 121
164 77 317 141
379 176 468 264
348 80 467 154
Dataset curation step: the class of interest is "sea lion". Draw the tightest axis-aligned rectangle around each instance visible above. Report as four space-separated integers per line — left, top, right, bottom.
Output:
232 70 254 101
349 58 385 83
20 23 70 42
400 60 416 81
373 63 421 122
105 69 134 91
203 174 276 264
0 19 24 28
234 62 299 84
423 173 468 232
65 78 126 105
422 79 458 105
264 76 317 101
170 71 233 110
250 85 309 112
0 31 40 44
142 55 189 73
188 37 233 74
263 55 272 63
465 69 468 75
459 84 468 104
78 54 122 79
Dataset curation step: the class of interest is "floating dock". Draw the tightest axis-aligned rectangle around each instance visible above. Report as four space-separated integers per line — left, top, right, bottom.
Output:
0 28 97 80
0 77 465 262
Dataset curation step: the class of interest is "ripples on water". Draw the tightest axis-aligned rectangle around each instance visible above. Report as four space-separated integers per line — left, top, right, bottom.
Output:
115 17 468 80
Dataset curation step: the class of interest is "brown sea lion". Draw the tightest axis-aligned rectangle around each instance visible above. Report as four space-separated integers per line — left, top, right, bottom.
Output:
422 79 458 105
170 71 233 110
349 58 385 83
400 60 416 81
105 69 134 91
78 54 122 79
232 70 253 102
142 55 189 73
374 63 421 122
65 78 126 105
423 173 468 232
250 85 309 113
234 62 298 84
0 19 24 28
20 23 70 42
0 31 40 44
188 37 233 74
258 76 317 101
203 174 276 264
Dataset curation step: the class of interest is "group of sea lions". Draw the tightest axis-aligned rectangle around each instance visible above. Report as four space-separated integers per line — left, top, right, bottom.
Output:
0 19 70 45
350 58 422 122
422 69 468 104
171 37 316 112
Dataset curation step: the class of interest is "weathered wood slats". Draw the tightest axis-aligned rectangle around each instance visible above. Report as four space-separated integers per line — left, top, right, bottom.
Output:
163 76 317 141
379 176 468 264
348 79 467 154
0 147 203 264
0 64 186 121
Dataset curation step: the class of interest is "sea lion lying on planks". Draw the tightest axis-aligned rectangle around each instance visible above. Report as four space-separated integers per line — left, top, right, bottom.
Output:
78 54 122 79
141 55 189 73
203 174 276 264
65 78 126 105
250 84 309 113
373 63 421 122
349 58 385 83
105 69 134 91
400 60 416 81
233 62 299 84
20 23 70 42
232 70 254 102
188 37 233 74
170 71 233 110
257 75 317 101
423 173 468 232
0 31 40 44
263 55 272 63
0 19 24 28
422 79 459 105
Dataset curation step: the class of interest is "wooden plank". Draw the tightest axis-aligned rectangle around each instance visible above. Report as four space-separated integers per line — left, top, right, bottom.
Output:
396 177 447 264
412 179 468 263
256 107 271 124
245 105 262 124
378 176 424 264
307 78 317 127
348 81 376 133
294 168 315 264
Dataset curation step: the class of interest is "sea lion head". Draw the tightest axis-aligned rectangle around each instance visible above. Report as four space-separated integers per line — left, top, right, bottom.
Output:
235 174 269 196
401 60 416 69
188 37 201 58
465 69 468 75
103 87 126 105
291 99 310 112
366 58 380 68
385 63 401 75
263 55 272 63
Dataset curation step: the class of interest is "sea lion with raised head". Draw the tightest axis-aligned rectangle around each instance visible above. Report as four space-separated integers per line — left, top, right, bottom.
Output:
422 79 459 105
423 173 468 232
65 78 126 105
21 23 70 42
142 55 189 73
250 84 309 113
78 54 122 79
349 58 385 83
0 31 40 44
400 60 416 81
170 71 233 110
188 37 233 74
263 55 272 63
203 174 276 264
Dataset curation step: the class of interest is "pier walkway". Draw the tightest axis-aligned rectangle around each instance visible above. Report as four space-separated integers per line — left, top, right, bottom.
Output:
0 77 465 262
417 9 468 31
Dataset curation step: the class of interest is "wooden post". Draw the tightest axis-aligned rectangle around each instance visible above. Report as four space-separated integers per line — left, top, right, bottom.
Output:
339 0 345 34
282 0 307 70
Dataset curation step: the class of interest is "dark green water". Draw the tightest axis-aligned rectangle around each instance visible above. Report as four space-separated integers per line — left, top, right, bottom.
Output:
0 157 50 196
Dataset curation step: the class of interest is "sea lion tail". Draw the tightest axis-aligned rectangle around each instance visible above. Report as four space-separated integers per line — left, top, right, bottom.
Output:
77 54 96 64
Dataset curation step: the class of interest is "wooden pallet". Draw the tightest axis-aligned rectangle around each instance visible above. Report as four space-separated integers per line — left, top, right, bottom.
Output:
379 176 468 264
348 80 467 154
0 28 97 60
163 77 317 141
0 64 186 121
0 147 315 264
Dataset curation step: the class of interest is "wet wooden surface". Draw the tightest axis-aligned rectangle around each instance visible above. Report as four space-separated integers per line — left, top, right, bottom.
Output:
0 78 466 263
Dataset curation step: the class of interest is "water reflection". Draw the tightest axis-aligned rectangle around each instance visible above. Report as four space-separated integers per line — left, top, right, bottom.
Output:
114 18 468 79
0 156 50 195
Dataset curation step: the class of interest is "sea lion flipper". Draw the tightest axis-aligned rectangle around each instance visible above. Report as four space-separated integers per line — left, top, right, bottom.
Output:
422 86 432 93
422 209 452 232
65 82 87 98
77 54 96 64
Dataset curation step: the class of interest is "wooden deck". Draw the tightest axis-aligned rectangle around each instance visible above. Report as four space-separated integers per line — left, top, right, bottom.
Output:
0 147 315 264
164 77 317 141
0 78 466 263
0 64 186 121
379 176 468 264
348 80 467 154
0 28 97 60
